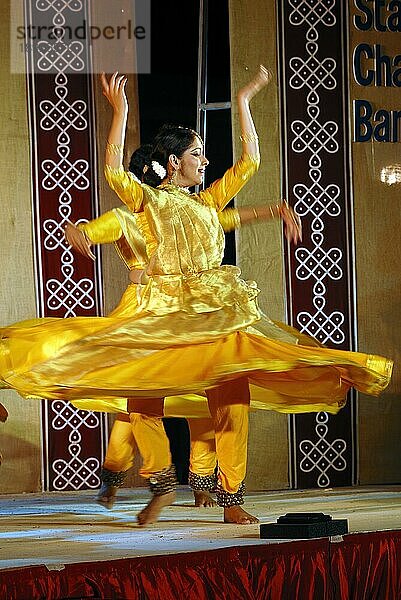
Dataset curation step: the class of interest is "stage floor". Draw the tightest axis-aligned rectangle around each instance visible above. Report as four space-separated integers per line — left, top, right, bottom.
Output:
1 485 401 571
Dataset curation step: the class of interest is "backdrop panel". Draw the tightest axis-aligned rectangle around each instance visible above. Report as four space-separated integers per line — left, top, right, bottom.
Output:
24 0 107 492
278 0 357 489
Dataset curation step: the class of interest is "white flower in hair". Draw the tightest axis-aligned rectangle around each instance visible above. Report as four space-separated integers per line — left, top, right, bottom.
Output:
151 160 167 179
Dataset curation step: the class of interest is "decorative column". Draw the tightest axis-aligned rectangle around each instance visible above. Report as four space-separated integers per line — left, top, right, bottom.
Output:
24 0 106 491
278 0 357 488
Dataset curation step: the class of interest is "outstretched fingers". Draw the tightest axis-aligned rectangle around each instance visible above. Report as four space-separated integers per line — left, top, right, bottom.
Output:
115 74 127 90
64 222 96 260
100 71 109 94
239 64 273 101
100 71 128 112
255 64 272 89
279 201 302 245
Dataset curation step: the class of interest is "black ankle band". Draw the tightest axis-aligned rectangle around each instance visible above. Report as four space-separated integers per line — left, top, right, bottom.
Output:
148 464 177 496
216 481 245 507
188 470 217 492
100 468 128 488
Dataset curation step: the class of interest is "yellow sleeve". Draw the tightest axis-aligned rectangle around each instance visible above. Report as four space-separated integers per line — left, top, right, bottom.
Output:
198 153 260 212
77 211 122 244
104 165 144 212
218 208 241 232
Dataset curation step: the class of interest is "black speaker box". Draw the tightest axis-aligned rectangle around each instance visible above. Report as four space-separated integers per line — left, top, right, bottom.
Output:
260 512 348 540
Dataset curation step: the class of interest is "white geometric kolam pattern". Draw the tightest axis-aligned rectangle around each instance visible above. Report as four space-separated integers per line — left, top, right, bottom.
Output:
299 413 346 488
35 0 100 489
288 0 347 486
52 402 101 490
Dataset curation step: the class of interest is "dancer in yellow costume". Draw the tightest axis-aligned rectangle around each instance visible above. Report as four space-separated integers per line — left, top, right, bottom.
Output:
66 163 279 510
67 144 252 511
99 66 391 521
67 140 306 519
67 66 305 524
0 66 393 525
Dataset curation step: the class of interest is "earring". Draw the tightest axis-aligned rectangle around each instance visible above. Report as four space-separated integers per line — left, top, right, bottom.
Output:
168 169 178 185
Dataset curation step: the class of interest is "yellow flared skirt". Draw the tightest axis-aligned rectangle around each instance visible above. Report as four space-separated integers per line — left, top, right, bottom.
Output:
0 283 393 416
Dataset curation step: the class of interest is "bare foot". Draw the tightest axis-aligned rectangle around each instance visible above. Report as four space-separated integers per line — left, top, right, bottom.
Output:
137 491 176 526
0 403 8 423
96 484 117 510
193 490 217 507
224 506 259 524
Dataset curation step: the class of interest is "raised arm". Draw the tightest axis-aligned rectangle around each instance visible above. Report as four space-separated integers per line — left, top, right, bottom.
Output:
199 66 271 211
236 67 301 243
101 71 128 169
237 65 272 159
100 72 144 212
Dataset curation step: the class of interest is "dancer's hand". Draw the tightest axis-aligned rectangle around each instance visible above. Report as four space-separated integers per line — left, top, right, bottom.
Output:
100 71 128 115
278 201 302 245
64 222 96 260
238 65 272 102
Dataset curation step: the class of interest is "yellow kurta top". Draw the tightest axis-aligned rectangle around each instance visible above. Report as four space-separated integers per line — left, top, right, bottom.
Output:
79 205 243 273
0 153 393 415
103 154 261 323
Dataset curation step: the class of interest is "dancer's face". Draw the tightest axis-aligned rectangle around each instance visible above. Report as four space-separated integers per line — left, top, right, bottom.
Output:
175 137 209 187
